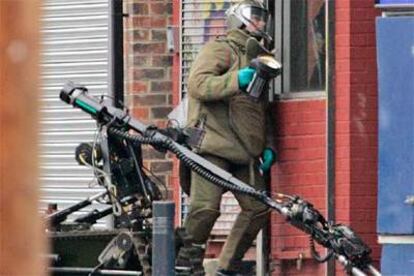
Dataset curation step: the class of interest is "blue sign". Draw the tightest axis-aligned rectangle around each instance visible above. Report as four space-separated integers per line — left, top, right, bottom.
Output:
376 0 414 4
377 16 414 234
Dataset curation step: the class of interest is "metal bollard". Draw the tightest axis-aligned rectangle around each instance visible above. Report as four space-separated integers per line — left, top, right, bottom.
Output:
152 201 175 276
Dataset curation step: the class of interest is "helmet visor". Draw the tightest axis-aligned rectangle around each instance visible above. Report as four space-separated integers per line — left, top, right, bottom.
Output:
239 5 269 32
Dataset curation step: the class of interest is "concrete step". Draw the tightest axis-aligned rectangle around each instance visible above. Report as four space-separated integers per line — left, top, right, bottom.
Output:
204 259 256 276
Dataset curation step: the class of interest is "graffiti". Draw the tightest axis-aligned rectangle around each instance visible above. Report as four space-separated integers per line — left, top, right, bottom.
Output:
181 1 237 86
182 1 235 43
202 1 232 43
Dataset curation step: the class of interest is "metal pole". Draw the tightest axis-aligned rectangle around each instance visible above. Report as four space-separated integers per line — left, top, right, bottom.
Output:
49 267 142 275
326 0 336 275
109 0 124 107
152 201 176 276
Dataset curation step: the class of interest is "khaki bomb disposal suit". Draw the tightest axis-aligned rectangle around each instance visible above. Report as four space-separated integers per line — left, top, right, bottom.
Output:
182 28 273 272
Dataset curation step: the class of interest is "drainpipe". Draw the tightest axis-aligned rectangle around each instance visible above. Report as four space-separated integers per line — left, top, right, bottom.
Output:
326 0 336 275
109 0 124 107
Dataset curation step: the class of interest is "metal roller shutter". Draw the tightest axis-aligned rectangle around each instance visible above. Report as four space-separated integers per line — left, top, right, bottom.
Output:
180 0 240 237
39 0 110 228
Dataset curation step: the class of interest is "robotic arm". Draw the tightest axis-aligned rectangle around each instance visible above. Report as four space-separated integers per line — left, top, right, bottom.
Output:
60 82 380 276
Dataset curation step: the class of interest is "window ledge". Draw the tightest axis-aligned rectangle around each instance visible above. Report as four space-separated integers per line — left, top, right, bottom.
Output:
276 90 326 101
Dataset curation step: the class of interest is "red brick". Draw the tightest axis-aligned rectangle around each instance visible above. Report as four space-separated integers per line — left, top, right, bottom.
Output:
133 94 166 106
131 107 149 119
277 135 325 149
142 147 166 159
152 55 173 67
301 100 325 109
132 3 149 15
351 0 375 8
336 59 351 72
366 84 378 95
336 71 351 85
274 235 300 249
151 30 167 41
349 196 377 209
336 212 351 222
151 17 167 28
133 16 167 28
150 160 173 173
278 122 325 136
336 21 351 35
351 20 375 34
351 8 378 20
133 55 150 66
168 16 174 26
336 134 351 147
366 33 377 46
151 106 173 119
351 59 369 71
295 186 326 198
351 146 377 160
277 160 325 175
151 81 172 92
336 107 351 122
365 59 379 73
351 46 377 59
349 133 376 147
132 81 148 94
133 68 165 80
132 16 151 27
351 210 377 222
133 42 166 54
133 29 149 41
336 196 350 209
278 147 325 161
336 46 352 61
336 34 351 47
150 3 172 15
350 171 377 185
336 157 351 171
336 171 351 184
350 120 377 134
336 8 351 22
336 145 350 159
278 110 325 124
350 159 377 173
336 0 351 9
274 101 324 117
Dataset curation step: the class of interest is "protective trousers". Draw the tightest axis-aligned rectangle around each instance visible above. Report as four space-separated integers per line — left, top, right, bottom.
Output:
184 154 269 271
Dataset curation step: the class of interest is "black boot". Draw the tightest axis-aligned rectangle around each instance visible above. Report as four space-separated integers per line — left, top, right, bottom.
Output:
216 268 243 276
175 227 205 275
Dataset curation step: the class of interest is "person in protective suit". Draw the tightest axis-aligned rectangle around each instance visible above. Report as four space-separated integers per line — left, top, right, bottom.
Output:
176 1 276 275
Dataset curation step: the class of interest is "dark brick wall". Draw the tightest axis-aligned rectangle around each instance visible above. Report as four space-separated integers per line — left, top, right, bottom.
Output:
335 0 380 254
124 0 175 200
347 0 380 266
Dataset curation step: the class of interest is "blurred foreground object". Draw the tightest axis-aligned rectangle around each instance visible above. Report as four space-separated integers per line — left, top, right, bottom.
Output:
0 1 46 275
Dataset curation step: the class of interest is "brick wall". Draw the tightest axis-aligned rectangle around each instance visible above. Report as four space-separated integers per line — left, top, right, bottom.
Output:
340 0 381 264
124 0 176 200
270 0 380 275
270 99 327 276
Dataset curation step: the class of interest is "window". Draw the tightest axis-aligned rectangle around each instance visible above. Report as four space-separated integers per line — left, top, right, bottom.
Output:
273 0 327 96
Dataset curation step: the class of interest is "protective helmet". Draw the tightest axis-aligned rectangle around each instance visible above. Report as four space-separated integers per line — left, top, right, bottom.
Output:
226 0 272 42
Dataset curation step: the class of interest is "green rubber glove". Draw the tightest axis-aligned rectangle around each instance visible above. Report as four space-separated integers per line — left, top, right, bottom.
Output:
259 148 276 172
237 67 255 90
